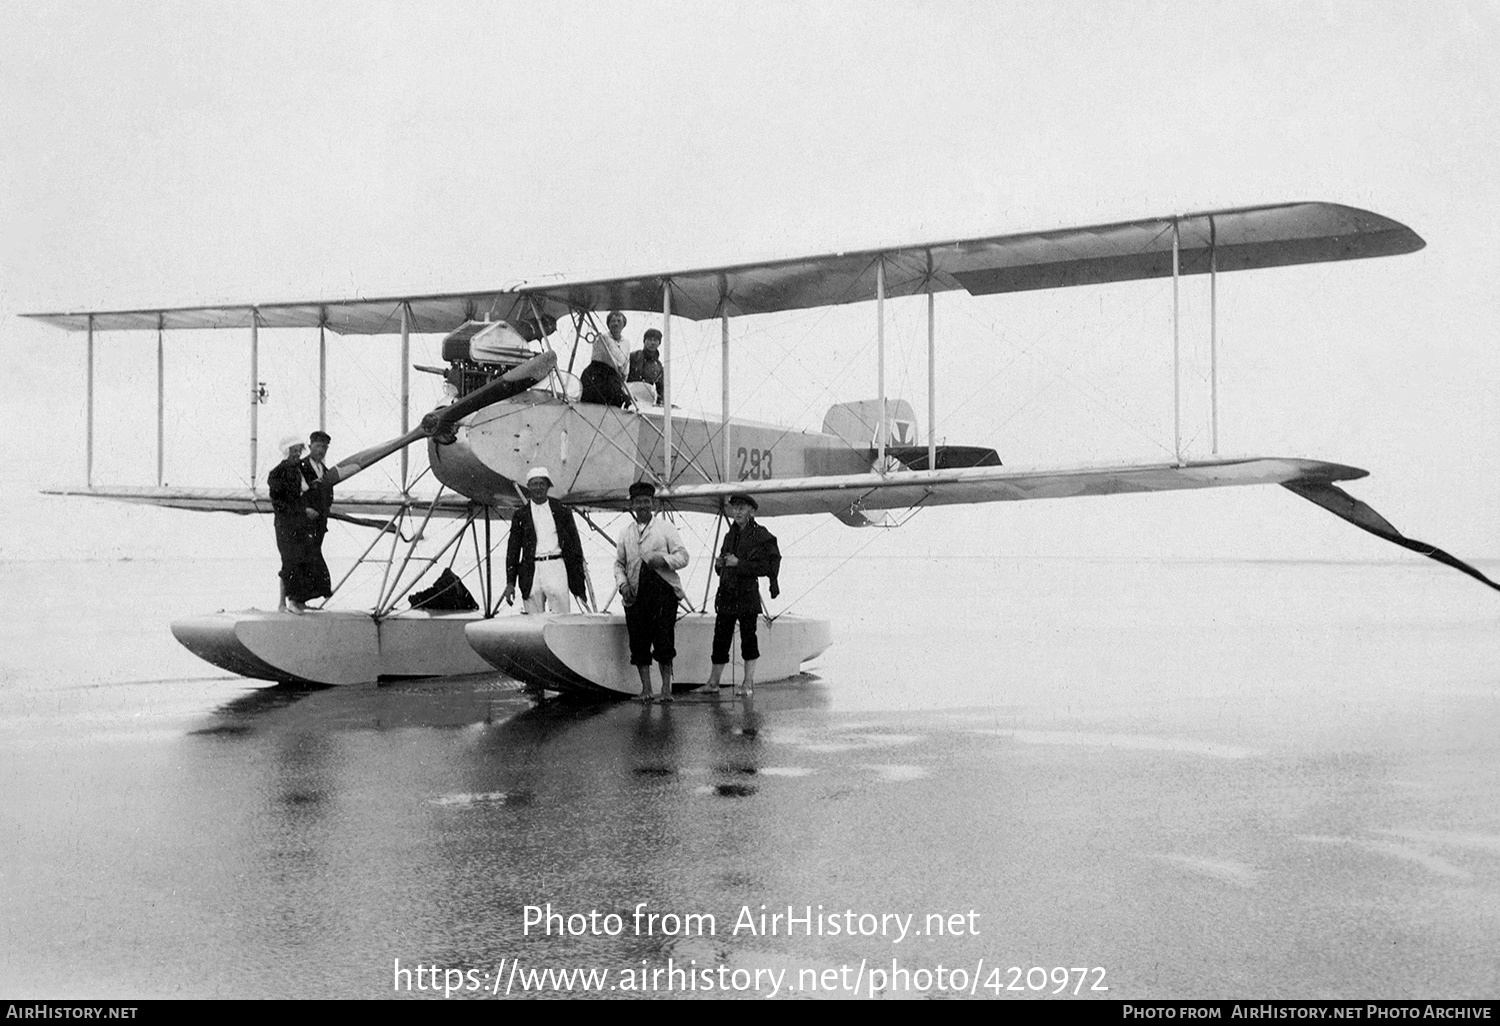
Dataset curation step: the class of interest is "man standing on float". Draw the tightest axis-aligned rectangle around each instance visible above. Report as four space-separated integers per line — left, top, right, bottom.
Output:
501 467 588 613
614 481 689 702
705 493 781 696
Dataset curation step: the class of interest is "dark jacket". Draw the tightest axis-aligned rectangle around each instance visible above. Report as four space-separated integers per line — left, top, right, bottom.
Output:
713 520 781 616
300 460 334 539
506 498 587 600
627 349 664 403
269 458 314 528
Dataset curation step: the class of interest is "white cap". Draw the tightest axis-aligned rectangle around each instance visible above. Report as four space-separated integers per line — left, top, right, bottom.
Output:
526 467 552 484
277 435 305 457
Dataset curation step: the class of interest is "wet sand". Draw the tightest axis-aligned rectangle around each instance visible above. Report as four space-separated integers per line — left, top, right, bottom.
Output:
2 556 1498 998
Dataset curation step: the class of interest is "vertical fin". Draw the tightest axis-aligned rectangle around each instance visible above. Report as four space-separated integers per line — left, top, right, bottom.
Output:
823 399 918 449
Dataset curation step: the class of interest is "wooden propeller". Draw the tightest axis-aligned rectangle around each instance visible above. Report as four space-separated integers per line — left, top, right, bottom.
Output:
326 350 557 485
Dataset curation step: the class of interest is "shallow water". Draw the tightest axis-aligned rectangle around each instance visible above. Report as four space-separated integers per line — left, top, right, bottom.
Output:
2 556 1498 998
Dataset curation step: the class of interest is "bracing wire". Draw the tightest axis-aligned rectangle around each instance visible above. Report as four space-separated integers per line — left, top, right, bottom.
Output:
772 495 936 615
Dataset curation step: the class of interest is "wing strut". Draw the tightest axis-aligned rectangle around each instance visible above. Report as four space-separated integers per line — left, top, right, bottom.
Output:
86 314 94 486
720 282 730 481
663 281 673 483
877 257 887 470
1283 481 1500 593
156 315 165 486
1209 215 1220 454
318 319 328 432
1173 219 1182 462
927 250 937 474
400 303 411 488
249 311 260 491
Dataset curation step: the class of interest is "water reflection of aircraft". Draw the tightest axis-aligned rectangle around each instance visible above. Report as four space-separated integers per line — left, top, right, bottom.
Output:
26 202 1494 696
194 676 529 735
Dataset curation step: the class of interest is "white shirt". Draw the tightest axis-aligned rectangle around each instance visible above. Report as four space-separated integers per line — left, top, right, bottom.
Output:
530 499 560 557
591 333 628 376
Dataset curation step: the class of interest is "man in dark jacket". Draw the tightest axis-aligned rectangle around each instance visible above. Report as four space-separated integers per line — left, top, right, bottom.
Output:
626 328 664 404
501 467 589 613
269 436 321 613
302 430 335 540
705 493 780 696
291 429 335 606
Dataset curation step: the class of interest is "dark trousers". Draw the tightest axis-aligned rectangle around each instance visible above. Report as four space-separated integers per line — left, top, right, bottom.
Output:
711 612 759 663
276 517 332 602
580 361 630 407
625 566 677 666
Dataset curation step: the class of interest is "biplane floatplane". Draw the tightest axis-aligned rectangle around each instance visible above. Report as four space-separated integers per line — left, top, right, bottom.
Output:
25 201 1497 697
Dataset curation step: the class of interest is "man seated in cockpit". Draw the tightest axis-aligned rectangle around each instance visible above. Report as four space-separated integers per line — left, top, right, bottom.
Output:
627 328 664 405
579 310 632 407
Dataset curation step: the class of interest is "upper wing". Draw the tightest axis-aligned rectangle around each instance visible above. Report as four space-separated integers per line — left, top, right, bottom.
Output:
42 485 491 520
23 202 1422 333
536 202 1422 321
21 293 526 336
563 456 1370 519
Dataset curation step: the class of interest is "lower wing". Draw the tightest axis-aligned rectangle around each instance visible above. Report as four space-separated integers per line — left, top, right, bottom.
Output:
42 485 482 521
571 455 1366 518
569 455 1498 593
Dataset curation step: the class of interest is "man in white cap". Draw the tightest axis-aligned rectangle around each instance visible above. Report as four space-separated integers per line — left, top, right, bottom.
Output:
501 467 588 614
268 435 318 613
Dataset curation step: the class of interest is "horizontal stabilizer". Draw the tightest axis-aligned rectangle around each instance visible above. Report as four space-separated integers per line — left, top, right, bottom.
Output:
1282 481 1500 593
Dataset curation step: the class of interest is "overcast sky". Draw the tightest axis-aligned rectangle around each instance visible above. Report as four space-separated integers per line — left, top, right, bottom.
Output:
3 1 1497 568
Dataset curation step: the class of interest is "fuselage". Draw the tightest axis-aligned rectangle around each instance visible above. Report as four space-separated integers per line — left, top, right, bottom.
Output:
428 391 860 509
